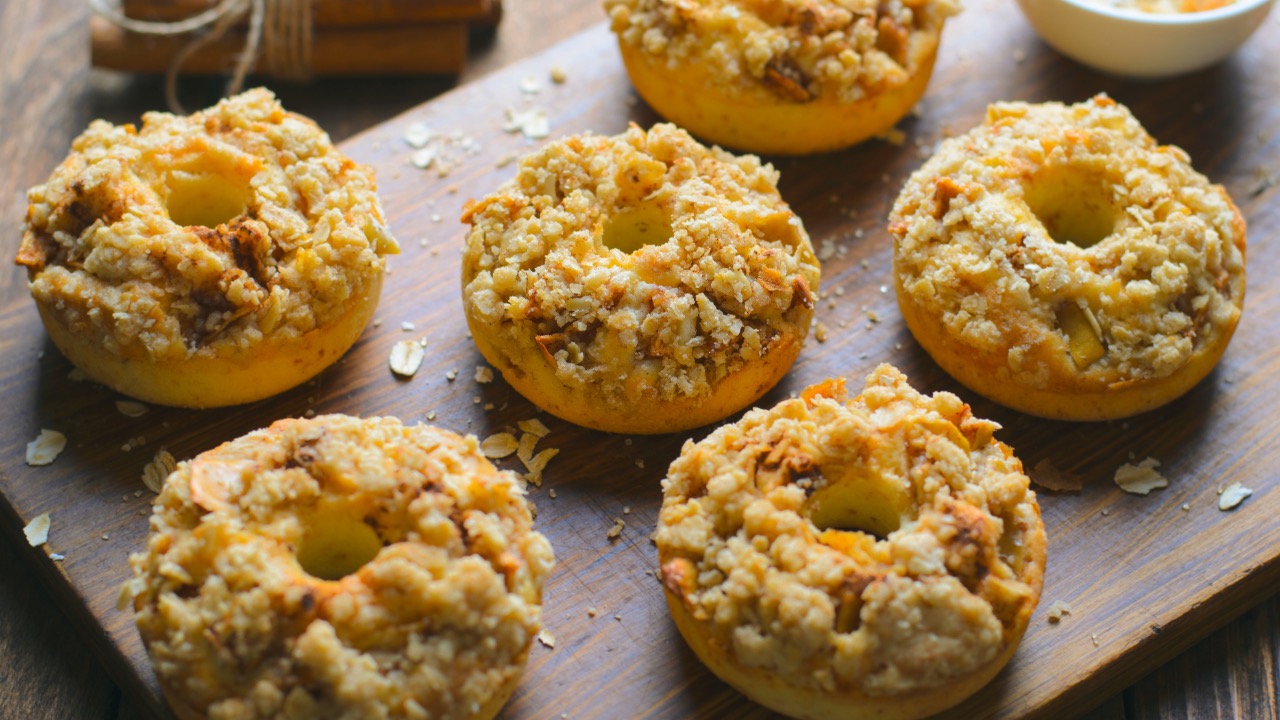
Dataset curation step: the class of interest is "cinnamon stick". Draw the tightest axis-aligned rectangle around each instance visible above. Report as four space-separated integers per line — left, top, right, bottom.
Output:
90 14 469 76
119 0 501 28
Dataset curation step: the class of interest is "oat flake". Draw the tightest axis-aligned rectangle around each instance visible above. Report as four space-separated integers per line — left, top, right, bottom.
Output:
537 629 556 648
389 340 426 377
1114 457 1167 495
116 400 149 418
23 513 51 547
142 449 177 494
26 429 67 466
1218 482 1252 511
480 433 519 459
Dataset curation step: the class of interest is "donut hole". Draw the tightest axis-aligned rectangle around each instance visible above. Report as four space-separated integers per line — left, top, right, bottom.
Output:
601 203 673 254
164 170 250 229
296 501 383 580
1023 166 1118 249
806 480 907 541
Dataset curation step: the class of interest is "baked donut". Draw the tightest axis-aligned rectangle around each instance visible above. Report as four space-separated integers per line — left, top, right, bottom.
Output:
16 88 398 408
605 0 961 155
889 95 1246 421
461 123 820 434
657 365 1046 720
124 414 554 720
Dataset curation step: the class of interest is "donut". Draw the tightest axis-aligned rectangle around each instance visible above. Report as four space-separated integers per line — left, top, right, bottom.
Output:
124 414 555 720
889 95 1246 421
656 365 1046 720
460 123 820 434
604 0 961 155
15 88 398 408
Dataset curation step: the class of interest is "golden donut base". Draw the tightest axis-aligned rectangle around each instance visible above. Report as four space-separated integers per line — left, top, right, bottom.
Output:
664 589 1028 720
468 317 804 435
616 41 938 156
38 273 383 409
895 279 1240 421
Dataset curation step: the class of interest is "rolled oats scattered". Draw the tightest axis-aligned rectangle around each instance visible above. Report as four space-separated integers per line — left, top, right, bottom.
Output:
389 340 426 377
537 629 556 648
517 418 550 438
25 429 67 466
1218 483 1252 511
474 366 495 384
1114 457 1167 495
23 513 51 547
480 433 519 459
503 107 550 139
142 449 177 494
116 400 149 417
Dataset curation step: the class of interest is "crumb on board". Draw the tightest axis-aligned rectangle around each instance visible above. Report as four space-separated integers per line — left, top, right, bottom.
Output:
1114 457 1167 495
537 629 556 648
474 365 495 384
549 65 568 84
1047 600 1072 624
607 518 626 540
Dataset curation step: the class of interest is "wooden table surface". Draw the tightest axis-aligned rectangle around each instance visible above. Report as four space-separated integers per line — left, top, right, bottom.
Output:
1 1 1277 719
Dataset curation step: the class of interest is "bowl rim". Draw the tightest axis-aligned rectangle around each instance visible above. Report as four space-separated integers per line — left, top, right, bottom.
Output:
1053 0 1274 24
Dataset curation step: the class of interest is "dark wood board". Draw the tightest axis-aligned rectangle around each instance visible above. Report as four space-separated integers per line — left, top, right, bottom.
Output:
1 4 1277 719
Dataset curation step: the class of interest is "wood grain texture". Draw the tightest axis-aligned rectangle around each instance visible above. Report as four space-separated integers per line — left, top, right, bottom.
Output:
2 2 1279 720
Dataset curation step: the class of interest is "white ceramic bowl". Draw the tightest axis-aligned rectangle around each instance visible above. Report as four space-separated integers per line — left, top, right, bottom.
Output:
1015 0 1276 78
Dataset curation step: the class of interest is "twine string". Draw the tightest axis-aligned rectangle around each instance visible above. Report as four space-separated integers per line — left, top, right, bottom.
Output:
88 0 312 113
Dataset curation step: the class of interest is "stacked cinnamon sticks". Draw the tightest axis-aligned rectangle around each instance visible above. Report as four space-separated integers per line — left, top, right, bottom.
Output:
92 0 502 77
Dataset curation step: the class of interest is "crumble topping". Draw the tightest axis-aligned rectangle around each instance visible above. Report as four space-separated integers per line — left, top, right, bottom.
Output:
606 0 960 104
657 365 1045 695
462 123 819 406
891 95 1246 386
17 88 398 363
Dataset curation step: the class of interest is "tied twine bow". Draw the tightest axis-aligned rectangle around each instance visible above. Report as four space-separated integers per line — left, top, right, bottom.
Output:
88 0 313 113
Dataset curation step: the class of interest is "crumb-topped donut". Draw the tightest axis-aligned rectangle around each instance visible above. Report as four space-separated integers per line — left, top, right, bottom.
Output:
890 95 1246 421
124 415 554 720
16 88 398 408
657 365 1046 720
461 123 820 434
605 0 961 155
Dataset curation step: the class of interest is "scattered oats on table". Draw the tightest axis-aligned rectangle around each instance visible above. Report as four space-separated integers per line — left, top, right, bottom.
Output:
388 339 426 377
1218 482 1252 511
537 629 556 648
517 418 550 437
480 433 519 459
23 513 51 547
1114 457 1168 495
474 366 495 384
25 429 66 466
503 107 550 139
549 64 568 84
116 400 149 417
141 449 177 494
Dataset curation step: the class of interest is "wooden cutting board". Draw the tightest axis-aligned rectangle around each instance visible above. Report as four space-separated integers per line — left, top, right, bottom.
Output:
2 5 1277 719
